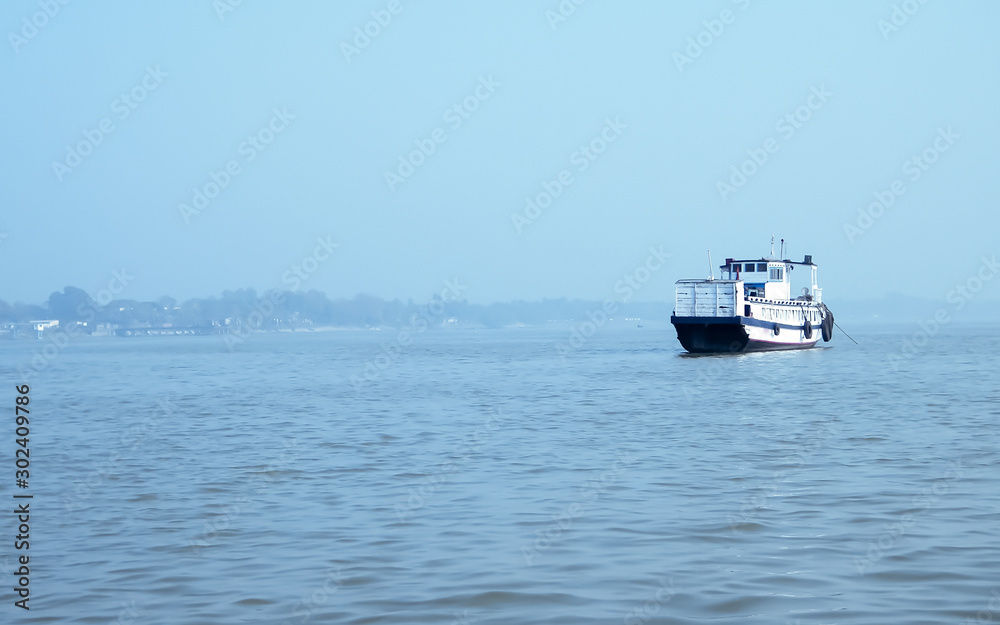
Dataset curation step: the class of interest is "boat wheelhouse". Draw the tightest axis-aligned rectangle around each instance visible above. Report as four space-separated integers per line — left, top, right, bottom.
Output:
670 250 834 353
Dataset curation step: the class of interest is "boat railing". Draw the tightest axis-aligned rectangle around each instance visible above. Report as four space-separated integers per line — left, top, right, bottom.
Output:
746 296 820 307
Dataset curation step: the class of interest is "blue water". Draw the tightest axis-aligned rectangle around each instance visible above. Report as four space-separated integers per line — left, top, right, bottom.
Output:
2 323 999 623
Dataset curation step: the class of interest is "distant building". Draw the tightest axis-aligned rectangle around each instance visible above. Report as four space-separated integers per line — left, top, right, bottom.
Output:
29 319 59 339
92 323 118 337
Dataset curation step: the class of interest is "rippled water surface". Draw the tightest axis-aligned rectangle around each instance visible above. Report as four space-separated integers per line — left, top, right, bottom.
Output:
3 323 999 623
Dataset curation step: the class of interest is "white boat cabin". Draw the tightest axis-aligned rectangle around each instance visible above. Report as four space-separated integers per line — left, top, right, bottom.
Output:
722 255 821 303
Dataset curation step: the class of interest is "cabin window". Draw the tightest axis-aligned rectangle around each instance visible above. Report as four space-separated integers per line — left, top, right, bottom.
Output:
757 263 767 272
769 267 783 280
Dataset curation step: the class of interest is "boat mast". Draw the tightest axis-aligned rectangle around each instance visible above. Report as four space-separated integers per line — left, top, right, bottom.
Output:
707 250 715 280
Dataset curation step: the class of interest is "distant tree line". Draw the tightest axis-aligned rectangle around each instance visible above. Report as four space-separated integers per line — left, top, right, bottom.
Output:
0 286 668 330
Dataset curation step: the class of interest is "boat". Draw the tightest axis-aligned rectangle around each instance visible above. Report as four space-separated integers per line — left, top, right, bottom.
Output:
670 243 834 353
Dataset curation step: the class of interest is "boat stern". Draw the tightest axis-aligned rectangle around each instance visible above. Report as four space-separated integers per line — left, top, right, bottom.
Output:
670 315 749 353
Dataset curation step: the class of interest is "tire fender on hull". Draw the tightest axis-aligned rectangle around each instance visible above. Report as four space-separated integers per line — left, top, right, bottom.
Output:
821 305 834 342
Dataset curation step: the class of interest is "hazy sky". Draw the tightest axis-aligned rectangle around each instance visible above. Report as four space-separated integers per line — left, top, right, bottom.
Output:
2 1 997 305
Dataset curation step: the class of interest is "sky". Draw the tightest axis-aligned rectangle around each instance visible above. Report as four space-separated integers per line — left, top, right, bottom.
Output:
1 1 998 306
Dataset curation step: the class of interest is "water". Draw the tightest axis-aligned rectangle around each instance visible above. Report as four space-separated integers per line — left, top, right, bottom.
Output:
3 323 999 624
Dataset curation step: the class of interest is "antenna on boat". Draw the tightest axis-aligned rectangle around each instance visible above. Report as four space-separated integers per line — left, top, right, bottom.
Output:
770 235 775 258
707 250 715 280
780 238 785 259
